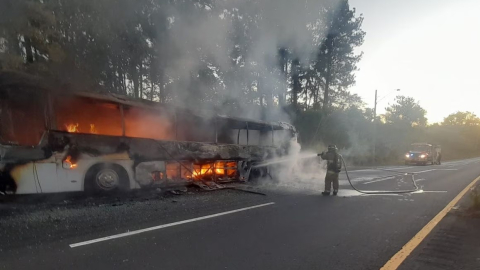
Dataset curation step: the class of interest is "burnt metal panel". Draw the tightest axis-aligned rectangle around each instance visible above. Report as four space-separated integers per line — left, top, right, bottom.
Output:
46 131 280 162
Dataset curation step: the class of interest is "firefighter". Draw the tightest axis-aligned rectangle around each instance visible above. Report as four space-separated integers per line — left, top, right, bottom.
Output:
435 145 442 165
318 145 342 196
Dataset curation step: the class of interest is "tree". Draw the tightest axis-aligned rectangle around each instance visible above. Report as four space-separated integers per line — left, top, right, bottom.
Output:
0 0 63 73
384 96 427 127
443 111 480 126
313 0 365 113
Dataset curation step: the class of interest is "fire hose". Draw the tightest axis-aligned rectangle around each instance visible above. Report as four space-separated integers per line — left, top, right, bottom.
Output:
340 154 420 194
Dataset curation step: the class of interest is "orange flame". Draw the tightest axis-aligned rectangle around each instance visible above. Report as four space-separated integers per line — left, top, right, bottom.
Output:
65 123 98 134
90 124 98 134
65 123 80 133
192 164 214 178
191 162 237 179
64 155 77 169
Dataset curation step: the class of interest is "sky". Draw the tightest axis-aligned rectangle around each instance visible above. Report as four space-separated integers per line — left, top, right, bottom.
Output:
348 0 480 123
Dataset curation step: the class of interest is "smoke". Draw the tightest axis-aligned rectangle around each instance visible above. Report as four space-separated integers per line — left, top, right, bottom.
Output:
162 0 342 123
340 130 371 165
254 139 328 193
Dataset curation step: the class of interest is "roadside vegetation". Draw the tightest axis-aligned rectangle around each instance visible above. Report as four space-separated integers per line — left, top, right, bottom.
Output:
470 186 480 211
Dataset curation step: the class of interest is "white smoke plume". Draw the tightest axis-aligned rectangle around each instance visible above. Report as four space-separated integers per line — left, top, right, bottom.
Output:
162 0 343 122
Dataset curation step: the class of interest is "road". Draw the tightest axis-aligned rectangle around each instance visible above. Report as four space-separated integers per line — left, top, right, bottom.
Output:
1 158 480 270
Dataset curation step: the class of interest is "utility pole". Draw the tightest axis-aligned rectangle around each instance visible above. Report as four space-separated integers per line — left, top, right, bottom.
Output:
372 90 377 165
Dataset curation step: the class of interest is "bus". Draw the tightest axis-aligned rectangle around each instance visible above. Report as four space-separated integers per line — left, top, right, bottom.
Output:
0 72 297 195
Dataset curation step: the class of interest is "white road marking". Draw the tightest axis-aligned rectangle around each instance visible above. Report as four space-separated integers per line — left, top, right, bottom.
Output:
363 176 396 185
386 166 416 170
69 202 275 248
351 166 415 172
359 193 402 196
409 168 458 174
348 169 376 172
410 169 436 173
415 190 448 193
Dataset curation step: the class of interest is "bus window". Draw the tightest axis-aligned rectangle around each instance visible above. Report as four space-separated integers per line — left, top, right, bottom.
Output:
54 96 122 136
0 87 45 146
124 107 175 140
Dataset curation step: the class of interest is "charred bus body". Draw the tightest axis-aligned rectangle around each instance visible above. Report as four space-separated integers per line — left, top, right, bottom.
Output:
0 72 296 195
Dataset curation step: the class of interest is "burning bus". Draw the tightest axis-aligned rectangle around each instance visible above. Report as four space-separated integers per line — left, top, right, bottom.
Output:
0 72 297 195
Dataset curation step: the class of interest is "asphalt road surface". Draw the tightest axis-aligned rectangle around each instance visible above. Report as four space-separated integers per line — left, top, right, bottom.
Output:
1 158 480 270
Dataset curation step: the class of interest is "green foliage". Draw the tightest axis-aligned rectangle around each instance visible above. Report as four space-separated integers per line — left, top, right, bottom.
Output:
384 96 427 127
443 111 480 126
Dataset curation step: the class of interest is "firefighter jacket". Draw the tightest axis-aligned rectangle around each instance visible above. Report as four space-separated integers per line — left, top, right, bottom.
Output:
320 151 342 173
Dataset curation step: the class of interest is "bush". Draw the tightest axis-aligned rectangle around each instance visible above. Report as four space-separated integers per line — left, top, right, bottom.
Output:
470 186 480 211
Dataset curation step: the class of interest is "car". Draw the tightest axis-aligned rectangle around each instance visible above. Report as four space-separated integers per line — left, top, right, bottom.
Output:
405 143 437 165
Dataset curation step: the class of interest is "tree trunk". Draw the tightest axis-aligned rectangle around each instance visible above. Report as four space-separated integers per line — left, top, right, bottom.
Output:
278 48 288 108
139 63 143 99
258 77 267 121
149 80 155 101
323 36 334 114
121 69 127 95
291 58 300 111
158 69 165 103
24 37 34 63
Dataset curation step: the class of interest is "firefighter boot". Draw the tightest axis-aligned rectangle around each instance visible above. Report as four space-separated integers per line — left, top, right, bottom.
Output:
322 191 330 196
333 190 338 196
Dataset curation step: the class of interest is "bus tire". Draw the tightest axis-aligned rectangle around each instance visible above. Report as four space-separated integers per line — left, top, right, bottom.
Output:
84 163 130 193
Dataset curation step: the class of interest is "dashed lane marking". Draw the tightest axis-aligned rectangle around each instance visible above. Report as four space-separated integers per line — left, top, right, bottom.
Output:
69 202 275 248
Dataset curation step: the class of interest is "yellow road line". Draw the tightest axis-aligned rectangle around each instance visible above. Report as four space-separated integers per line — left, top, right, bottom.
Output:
381 175 480 270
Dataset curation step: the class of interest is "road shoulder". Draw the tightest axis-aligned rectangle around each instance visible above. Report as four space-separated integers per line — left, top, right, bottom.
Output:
398 179 480 270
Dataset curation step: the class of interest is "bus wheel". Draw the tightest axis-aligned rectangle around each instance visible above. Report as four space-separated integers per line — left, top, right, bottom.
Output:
85 164 129 193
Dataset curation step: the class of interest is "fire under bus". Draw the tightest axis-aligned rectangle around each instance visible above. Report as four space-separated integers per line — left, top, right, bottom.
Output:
0 72 297 195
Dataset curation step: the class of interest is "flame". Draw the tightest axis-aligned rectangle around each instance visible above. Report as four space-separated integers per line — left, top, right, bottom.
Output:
65 123 80 133
90 124 98 134
215 162 225 175
64 123 98 134
192 164 214 179
191 162 237 179
64 155 77 169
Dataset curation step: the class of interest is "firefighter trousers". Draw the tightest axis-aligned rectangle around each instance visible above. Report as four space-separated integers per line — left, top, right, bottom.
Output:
324 171 339 192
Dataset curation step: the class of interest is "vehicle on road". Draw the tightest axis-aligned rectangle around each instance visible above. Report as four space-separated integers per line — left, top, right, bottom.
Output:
405 143 441 165
0 72 297 195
